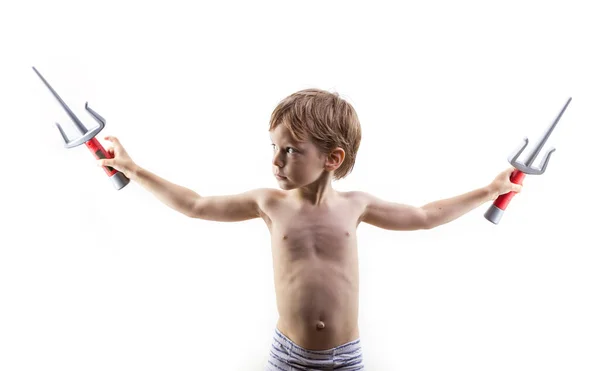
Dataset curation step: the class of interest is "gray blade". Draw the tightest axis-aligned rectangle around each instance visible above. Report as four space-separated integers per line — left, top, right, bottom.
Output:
525 97 571 166
32 66 88 135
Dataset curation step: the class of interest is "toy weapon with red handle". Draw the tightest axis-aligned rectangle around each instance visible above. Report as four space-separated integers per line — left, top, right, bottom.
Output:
484 97 572 224
32 66 130 190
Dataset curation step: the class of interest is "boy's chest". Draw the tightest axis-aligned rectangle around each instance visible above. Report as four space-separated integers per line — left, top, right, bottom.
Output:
266 201 363 261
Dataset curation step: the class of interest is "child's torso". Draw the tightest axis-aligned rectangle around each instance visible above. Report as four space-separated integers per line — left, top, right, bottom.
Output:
261 191 365 350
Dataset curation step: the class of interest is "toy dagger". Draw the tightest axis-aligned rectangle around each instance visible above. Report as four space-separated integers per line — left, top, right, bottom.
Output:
484 97 571 224
32 66 130 190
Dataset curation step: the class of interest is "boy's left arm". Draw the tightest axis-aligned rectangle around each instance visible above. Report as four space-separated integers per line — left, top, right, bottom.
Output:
358 167 522 230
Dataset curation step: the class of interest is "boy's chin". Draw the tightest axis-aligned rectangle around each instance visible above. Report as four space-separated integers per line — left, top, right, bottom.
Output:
277 183 297 190
276 178 297 190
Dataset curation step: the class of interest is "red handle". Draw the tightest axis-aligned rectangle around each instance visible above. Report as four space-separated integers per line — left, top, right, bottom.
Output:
493 169 525 210
85 137 118 177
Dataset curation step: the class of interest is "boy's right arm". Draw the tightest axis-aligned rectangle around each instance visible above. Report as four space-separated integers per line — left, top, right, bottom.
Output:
98 136 268 222
133 167 268 221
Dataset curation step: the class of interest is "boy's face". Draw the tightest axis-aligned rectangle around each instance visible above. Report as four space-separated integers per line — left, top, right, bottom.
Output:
269 124 328 190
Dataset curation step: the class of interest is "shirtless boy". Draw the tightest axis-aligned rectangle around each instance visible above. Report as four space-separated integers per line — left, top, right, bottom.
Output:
97 89 522 370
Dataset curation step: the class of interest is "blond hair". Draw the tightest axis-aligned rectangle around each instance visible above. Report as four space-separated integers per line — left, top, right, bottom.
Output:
268 88 362 180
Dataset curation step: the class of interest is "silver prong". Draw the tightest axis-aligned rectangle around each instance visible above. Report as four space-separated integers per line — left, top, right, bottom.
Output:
85 102 106 129
508 137 529 163
534 147 556 175
55 123 70 146
524 97 571 167
32 67 88 135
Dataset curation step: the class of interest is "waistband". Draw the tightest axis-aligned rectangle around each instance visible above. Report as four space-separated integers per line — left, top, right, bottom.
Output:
274 327 362 359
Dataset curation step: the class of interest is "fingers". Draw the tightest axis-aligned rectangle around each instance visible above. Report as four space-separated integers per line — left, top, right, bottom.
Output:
104 135 122 147
497 167 514 180
97 158 115 167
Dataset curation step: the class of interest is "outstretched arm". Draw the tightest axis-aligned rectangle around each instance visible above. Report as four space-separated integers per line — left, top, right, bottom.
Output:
187 188 271 221
97 136 269 221
131 166 269 221
358 167 522 230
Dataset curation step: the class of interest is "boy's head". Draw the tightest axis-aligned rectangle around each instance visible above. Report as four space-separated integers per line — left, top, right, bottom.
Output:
268 88 362 188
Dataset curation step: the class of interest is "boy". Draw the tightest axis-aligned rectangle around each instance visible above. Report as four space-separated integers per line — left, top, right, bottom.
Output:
97 89 521 370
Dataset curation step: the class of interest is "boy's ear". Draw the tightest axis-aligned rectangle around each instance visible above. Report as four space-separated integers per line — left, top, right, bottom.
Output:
324 147 345 172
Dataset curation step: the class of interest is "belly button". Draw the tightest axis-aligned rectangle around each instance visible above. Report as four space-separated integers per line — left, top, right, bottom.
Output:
316 321 325 330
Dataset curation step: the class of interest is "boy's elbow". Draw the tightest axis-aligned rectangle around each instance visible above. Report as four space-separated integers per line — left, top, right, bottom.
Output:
420 208 435 230
186 196 205 219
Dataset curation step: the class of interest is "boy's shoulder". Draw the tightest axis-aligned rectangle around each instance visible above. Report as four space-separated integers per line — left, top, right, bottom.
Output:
249 187 287 206
340 191 374 214
339 190 372 204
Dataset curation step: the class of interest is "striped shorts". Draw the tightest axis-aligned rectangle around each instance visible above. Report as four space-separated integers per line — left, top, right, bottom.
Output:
265 327 365 370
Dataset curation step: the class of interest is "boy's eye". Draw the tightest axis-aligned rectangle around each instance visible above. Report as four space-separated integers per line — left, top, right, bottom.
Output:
271 144 297 154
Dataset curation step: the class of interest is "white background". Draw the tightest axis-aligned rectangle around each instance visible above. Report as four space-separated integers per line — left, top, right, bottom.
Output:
1 1 599 370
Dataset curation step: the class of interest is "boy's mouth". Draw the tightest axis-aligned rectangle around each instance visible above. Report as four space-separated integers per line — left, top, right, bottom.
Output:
275 174 287 180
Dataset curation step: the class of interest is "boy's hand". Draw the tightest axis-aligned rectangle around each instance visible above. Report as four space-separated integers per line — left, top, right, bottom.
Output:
487 167 523 200
96 136 138 178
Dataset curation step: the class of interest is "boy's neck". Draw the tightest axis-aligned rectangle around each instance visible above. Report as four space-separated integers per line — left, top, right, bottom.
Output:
292 172 338 206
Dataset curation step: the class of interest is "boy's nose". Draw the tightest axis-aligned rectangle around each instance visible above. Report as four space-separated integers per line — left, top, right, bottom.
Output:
272 152 284 167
